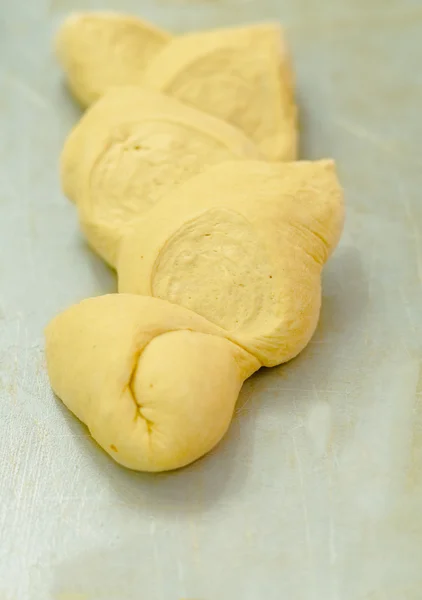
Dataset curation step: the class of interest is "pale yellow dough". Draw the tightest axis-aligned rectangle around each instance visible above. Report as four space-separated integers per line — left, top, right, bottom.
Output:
49 15 345 474
45 294 259 472
142 24 297 161
60 87 260 266
55 12 171 107
118 160 344 367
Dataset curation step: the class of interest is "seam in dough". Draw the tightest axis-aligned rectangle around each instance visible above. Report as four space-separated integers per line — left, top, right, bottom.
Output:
142 23 297 161
45 295 260 472
60 86 260 265
118 159 345 367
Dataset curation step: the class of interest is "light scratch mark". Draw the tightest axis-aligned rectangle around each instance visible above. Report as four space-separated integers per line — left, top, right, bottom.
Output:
397 180 422 287
287 8 422 36
0 171 21 202
313 388 339 600
290 432 316 600
263 387 350 394
175 514 188 597
329 512 338 567
149 518 164 600
399 288 417 334
177 559 187 597
4 71 55 112
333 117 395 151
328 506 339 600
10 315 22 402
332 117 422 168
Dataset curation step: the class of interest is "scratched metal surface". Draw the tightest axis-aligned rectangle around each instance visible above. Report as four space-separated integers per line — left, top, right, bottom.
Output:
1 0 422 599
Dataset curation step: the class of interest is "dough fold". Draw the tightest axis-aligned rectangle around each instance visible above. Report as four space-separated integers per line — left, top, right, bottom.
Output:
142 23 297 161
45 294 259 472
55 16 297 160
60 87 260 265
118 159 344 367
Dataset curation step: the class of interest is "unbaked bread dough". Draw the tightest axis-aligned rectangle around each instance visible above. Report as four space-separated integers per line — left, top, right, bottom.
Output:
142 24 297 161
118 160 344 367
60 87 260 265
48 14 346 474
55 12 171 107
45 294 259 472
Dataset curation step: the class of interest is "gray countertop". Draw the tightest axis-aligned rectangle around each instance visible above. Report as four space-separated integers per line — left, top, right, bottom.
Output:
1 1 422 599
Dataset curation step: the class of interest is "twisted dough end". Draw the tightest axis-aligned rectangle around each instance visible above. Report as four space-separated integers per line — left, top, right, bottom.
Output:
55 12 171 107
45 294 259 472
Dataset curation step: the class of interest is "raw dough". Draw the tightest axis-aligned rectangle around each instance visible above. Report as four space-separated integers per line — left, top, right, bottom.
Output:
55 12 171 107
142 23 297 161
45 294 259 472
118 160 344 367
60 87 260 266
48 15 345 474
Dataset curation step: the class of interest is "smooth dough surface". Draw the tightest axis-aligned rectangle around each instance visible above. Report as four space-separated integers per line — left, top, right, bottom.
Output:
45 294 259 472
56 12 171 107
60 87 260 265
142 23 297 161
118 160 344 367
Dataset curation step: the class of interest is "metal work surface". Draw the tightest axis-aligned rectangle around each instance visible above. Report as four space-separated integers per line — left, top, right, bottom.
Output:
1 1 422 598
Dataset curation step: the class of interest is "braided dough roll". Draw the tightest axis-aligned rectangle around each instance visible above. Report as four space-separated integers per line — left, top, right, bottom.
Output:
55 15 297 161
45 294 259 472
60 87 260 266
49 15 345 474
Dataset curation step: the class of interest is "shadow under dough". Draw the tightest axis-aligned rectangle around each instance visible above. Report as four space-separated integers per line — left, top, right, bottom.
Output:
53 247 367 517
